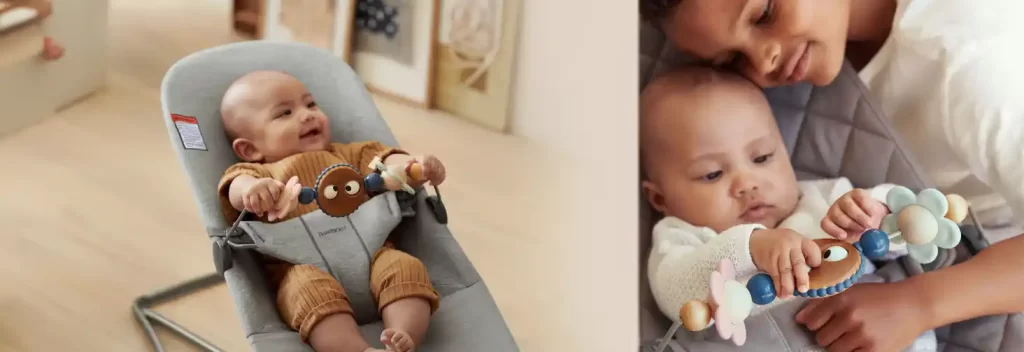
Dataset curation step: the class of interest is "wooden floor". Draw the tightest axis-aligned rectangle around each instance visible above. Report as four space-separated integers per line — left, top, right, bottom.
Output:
0 1 637 351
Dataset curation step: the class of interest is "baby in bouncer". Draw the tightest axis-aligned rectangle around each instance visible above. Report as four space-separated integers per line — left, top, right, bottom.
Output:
640 65 944 350
216 70 445 352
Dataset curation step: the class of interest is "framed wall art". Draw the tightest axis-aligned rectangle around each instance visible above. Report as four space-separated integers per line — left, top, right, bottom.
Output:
262 0 357 61
433 0 521 133
350 0 440 107
231 0 261 37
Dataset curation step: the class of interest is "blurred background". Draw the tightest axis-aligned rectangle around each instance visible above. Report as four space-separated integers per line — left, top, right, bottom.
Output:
0 0 636 351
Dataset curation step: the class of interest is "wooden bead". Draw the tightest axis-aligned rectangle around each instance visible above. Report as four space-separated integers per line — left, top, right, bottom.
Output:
898 205 938 245
945 194 968 223
679 300 712 332
407 162 425 182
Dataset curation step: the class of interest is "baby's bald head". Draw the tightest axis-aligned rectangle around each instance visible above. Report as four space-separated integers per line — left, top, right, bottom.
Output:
639 65 799 231
639 65 764 179
219 70 332 163
221 70 298 139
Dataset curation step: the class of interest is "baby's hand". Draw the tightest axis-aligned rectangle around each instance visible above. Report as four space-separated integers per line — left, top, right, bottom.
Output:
269 176 302 221
821 189 889 240
415 154 446 186
749 228 822 298
243 176 301 221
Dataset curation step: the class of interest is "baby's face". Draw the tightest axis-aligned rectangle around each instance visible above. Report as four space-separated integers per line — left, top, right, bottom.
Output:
226 73 332 162
643 80 799 232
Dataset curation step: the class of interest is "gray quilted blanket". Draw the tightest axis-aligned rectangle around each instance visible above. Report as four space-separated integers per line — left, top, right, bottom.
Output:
638 20 1024 352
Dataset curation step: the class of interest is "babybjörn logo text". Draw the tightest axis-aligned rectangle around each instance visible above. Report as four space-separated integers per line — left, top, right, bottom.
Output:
318 226 348 237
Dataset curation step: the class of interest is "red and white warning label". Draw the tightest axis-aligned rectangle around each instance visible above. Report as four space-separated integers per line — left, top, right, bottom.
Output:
171 114 208 151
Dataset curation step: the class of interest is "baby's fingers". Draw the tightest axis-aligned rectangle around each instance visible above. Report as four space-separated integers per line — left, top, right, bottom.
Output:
242 196 254 214
801 238 822 267
283 176 299 191
281 184 301 213
828 206 858 236
275 184 302 220
257 187 273 209
766 262 783 299
245 194 264 215
267 181 283 201
820 217 847 240
838 196 872 230
268 196 287 222
790 248 810 293
831 207 858 231
777 254 796 299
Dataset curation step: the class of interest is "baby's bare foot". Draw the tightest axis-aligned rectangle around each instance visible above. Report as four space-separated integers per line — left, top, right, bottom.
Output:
380 329 415 352
362 348 388 352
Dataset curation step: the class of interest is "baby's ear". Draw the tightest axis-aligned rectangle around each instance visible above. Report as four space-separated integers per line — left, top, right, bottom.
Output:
232 139 262 162
641 180 668 214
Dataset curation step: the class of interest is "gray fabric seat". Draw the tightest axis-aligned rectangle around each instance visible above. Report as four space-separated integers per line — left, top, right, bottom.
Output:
159 41 518 351
638 21 1024 352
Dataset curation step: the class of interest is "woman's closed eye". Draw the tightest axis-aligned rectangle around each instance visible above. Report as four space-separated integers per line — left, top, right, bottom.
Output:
755 0 775 26
712 0 776 67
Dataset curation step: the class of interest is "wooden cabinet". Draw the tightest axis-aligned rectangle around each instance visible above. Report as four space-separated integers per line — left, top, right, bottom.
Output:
0 0 108 138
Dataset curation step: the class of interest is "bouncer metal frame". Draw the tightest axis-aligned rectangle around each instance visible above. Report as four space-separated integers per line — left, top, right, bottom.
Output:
132 272 226 352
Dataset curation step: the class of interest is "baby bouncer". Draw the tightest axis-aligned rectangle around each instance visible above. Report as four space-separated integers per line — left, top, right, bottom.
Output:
637 20 1024 352
133 41 518 352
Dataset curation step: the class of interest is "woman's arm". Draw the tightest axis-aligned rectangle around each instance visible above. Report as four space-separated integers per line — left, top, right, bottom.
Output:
910 233 1024 328
919 54 1024 325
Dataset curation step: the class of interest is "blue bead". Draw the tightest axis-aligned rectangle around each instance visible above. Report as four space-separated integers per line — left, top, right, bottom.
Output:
298 187 317 205
746 273 776 305
365 173 384 192
859 229 890 260
826 286 836 295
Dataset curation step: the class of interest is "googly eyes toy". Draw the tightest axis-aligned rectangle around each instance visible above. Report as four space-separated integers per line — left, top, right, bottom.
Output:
297 163 383 217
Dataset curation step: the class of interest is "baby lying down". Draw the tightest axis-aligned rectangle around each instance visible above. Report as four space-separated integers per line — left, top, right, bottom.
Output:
640 66 937 351
216 70 446 352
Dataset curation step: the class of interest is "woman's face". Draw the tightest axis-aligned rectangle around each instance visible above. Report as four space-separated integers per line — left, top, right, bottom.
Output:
661 0 851 87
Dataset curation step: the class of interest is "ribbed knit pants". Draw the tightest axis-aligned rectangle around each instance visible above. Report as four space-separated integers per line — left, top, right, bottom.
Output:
267 242 440 342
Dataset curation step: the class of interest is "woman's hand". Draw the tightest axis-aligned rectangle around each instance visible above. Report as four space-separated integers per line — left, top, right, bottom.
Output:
821 189 889 240
796 281 932 352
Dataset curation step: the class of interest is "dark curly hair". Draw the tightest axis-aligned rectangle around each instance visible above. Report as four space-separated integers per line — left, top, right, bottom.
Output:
639 0 684 24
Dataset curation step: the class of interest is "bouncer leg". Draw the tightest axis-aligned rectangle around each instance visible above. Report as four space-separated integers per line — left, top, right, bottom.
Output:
132 272 226 352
